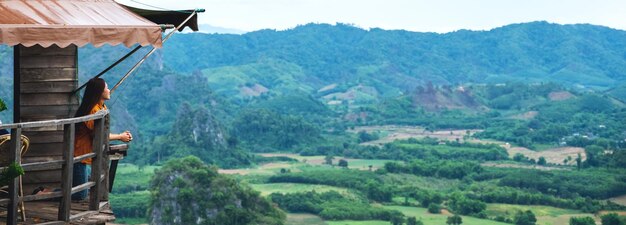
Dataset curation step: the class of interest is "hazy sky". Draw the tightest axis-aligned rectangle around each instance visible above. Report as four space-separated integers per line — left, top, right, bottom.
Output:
118 0 626 33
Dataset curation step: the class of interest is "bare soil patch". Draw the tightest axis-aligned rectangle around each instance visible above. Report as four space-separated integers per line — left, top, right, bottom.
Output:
482 162 569 171
507 147 586 165
258 153 300 158
598 211 626 216
440 209 453 216
549 91 575 101
318 83 337 92
218 169 252 175
608 195 626 207
510 111 538 120
352 126 586 167
240 84 268 97
351 125 481 146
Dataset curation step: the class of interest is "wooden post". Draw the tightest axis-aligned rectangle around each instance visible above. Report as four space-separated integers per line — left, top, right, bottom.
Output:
7 128 22 225
89 118 104 210
100 114 111 200
13 46 20 123
58 123 75 221
108 159 119 193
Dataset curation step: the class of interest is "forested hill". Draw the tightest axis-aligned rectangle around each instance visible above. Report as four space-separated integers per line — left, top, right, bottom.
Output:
162 21 626 90
2 21 626 167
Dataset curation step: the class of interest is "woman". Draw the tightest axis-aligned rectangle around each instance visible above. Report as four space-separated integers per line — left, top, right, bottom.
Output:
73 78 132 200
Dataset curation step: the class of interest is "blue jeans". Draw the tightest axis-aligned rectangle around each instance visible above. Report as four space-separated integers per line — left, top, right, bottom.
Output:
72 163 91 200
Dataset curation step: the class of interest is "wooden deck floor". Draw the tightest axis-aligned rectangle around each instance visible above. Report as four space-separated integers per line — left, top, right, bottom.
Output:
0 200 115 225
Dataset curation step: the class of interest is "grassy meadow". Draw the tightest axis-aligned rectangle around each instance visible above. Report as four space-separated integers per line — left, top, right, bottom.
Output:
383 206 509 225
110 133 626 225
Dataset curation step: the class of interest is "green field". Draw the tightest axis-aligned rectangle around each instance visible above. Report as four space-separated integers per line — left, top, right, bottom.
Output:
392 196 419 206
485 204 594 225
382 173 461 192
486 204 582 217
286 213 328 225
344 159 396 170
256 153 398 170
250 183 352 196
112 164 161 192
111 159 617 225
326 220 388 225
280 203 601 225
383 206 509 225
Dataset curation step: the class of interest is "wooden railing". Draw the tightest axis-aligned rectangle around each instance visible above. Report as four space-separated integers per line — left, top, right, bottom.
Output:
0 110 109 225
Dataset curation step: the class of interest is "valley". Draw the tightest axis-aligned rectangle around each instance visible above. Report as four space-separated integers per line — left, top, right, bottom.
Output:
2 22 626 225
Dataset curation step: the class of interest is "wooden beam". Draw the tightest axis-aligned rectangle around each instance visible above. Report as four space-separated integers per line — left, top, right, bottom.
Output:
20 105 75 118
109 144 129 151
3 181 99 204
22 131 63 144
69 210 98 221
7 128 22 225
59 123 74 221
0 110 108 129
89 118 104 210
35 221 66 225
20 68 76 82
19 55 77 69
20 81 77 93
74 153 96 164
24 143 65 157
19 159 64 171
72 181 95 194
101 115 111 200
22 190 62 202
22 170 62 183
108 160 119 193
20 93 78 106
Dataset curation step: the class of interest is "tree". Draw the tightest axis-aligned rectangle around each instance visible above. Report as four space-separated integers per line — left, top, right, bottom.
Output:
575 153 583 170
537 157 547 165
390 213 404 225
513 153 526 162
325 155 335 165
407 216 423 225
569 216 595 225
448 194 485 215
514 210 537 225
358 131 379 143
149 156 285 225
338 159 348 168
446 215 462 225
428 203 441 214
600 213 622 225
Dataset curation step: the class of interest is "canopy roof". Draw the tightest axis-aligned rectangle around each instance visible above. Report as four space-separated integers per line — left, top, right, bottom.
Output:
123 5 199 32
0 0 196 48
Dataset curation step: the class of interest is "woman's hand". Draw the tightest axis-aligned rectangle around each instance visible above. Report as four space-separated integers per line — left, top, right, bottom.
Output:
119 131 133 142
111 131 133 142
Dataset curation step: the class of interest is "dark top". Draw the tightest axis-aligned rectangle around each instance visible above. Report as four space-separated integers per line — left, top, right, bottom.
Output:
0 129 8 135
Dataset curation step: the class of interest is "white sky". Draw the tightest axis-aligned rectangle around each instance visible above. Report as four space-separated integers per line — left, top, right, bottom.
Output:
117 0 626 33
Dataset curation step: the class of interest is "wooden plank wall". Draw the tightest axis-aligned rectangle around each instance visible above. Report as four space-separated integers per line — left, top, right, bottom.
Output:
17 45 79 193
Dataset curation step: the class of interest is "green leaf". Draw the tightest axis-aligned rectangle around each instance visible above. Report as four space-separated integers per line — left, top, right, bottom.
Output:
0 98 6 112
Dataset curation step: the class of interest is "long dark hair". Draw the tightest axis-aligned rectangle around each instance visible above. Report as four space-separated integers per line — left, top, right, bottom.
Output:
75 78 106 117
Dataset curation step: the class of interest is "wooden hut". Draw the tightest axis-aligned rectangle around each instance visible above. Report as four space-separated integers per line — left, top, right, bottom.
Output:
0 1 200 224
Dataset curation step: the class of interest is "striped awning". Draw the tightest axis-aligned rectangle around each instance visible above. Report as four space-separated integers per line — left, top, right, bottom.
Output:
0 0 164 48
